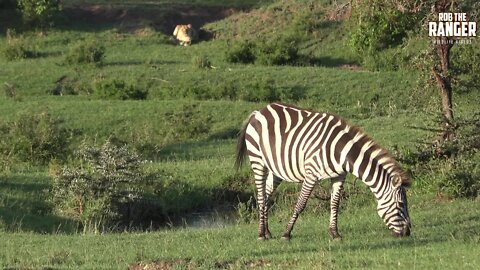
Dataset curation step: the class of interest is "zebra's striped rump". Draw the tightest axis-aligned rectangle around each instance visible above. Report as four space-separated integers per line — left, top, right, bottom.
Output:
236 103 411 239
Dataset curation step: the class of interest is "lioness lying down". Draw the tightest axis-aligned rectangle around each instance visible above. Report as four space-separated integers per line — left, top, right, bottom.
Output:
173 24 198 46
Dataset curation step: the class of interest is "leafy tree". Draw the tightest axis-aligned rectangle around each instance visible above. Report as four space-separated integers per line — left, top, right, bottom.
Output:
17 0 61 27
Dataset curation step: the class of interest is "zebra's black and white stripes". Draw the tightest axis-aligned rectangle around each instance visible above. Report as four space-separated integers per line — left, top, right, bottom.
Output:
235 103 411 240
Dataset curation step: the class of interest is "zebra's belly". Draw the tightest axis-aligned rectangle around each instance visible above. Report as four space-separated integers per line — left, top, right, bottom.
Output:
263 158 305 183
265 154 343 183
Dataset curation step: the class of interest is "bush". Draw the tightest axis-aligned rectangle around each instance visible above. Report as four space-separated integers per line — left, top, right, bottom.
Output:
226 37 299 66
255 36 299 66
17 0 61 27
439 156 480 198
0 112 71 164
93 79 148 100
348 0 421 69
51 140 154 233
397 113 480 198
51 76 92 96
451 43 480 92
65 39 105 65
225 41 256 64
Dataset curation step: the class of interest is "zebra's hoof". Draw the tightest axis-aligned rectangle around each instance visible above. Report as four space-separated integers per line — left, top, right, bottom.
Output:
332 236 342 241
281 235 291 241
257 236 267 241
329 229 342 241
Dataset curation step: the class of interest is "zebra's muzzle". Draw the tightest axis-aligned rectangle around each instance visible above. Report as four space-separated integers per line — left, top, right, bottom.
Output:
392 222 411 237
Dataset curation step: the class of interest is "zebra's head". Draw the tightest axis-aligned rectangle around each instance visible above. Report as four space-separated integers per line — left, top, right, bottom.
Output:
378 173 411 237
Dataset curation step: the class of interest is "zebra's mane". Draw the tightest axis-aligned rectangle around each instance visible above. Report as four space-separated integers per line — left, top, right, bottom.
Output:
341 117 411 187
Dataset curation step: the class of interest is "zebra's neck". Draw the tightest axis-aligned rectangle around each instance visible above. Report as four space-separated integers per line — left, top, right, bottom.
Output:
340 126 400 199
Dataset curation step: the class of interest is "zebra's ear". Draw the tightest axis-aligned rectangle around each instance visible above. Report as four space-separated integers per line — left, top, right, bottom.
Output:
392 175 402 188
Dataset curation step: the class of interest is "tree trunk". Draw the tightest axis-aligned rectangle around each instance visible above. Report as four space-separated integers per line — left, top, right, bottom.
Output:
432 0 455 140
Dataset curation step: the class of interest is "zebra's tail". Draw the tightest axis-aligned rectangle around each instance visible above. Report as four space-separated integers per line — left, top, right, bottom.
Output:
235 111 257 171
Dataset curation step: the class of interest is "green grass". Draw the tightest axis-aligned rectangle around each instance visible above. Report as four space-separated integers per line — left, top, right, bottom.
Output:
1 198 479 269
0 0 479 269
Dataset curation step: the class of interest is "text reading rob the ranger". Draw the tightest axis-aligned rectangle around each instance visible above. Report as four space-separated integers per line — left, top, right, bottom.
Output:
429 13 476 37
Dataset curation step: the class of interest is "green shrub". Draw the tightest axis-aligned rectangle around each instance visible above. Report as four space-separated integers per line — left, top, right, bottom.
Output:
348 0 421 69
51 140 154 233
451 42 480 92
236 197 256 224
65 39 105 65
397 113 480 198
226 37 299 66
17 0 61 27
0 112 71 164
439 155 480 198
255 36 299 66
93 79 148 100
51 76 92 96
225 41 256 64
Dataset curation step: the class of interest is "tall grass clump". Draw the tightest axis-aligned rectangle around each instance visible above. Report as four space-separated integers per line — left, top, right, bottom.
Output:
191 55 212 69
3 82 20 100
93 79 148 100
3 29 38 61
51 140 154 233
0 112 71 165
65 38 105 65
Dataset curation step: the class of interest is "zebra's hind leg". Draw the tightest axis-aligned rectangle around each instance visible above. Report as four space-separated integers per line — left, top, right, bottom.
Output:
264 173 282 239
329 175 346 240
282 175 317 240
253 167 269 240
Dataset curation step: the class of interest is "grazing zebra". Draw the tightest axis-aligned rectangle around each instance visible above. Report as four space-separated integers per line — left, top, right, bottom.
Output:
235 103 411 240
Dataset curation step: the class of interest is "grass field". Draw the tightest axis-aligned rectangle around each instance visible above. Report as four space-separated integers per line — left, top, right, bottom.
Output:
1 198 479 269
1 0 479 269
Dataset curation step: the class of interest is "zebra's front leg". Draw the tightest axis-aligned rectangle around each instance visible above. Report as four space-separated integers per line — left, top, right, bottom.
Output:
329 176 345 240
282 176 317 240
